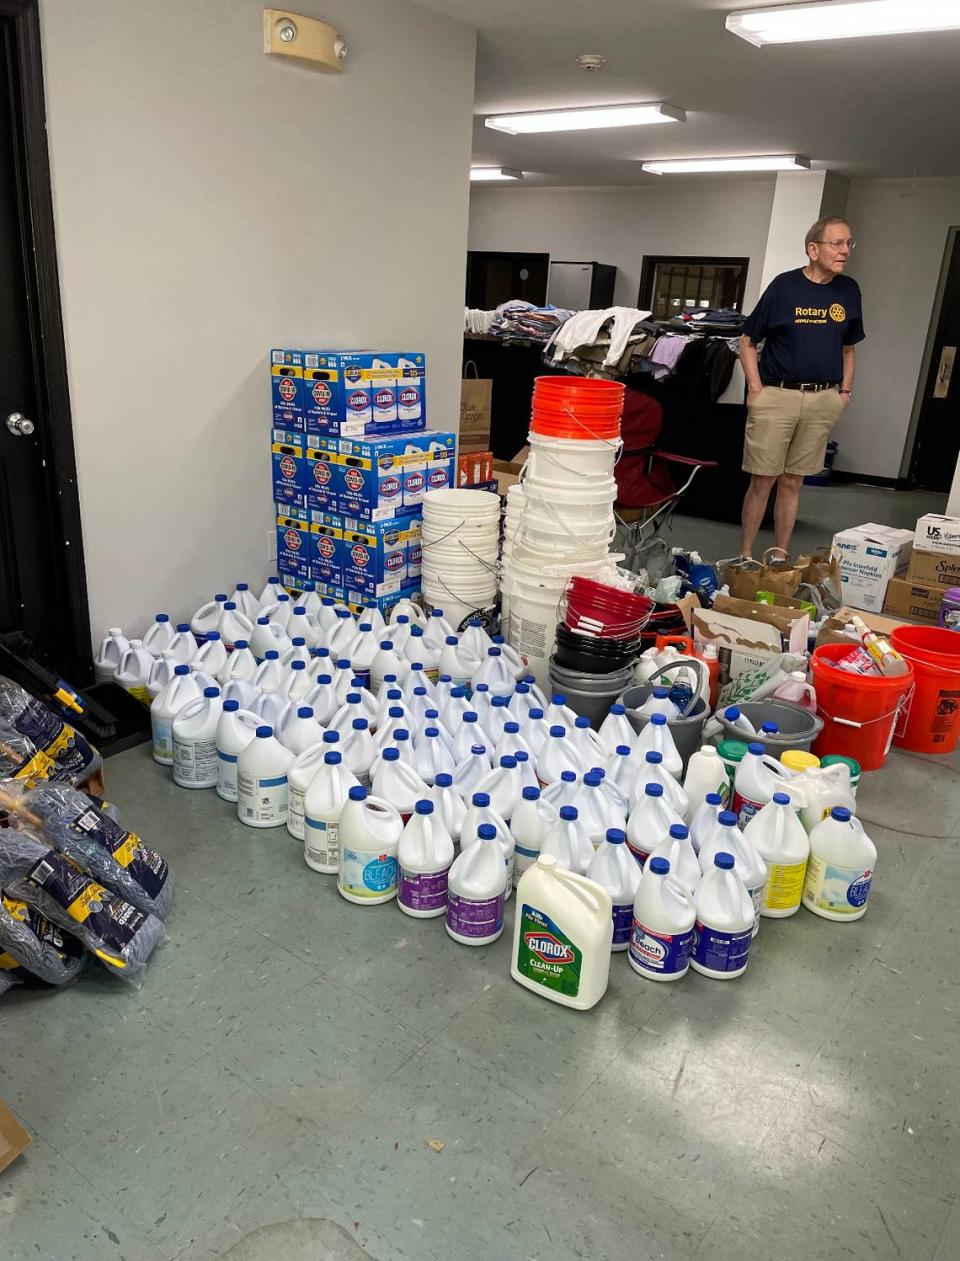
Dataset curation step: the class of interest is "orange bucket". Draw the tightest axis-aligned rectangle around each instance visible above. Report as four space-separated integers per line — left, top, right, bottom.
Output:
811 644 914 771
890 626 960 754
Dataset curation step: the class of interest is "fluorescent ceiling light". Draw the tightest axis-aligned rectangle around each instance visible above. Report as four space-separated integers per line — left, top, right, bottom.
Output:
642 155 811 175
484 102 685 135
727 1 960 46
469 167 524 182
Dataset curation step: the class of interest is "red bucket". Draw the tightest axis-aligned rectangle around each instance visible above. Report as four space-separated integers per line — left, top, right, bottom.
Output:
890 626 960 754
811 643 914 772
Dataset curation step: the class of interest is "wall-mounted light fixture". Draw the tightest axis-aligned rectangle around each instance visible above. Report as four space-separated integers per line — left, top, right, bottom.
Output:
263 10 347 70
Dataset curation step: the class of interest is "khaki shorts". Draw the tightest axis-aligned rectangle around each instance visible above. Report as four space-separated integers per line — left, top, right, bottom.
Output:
742 385 845 477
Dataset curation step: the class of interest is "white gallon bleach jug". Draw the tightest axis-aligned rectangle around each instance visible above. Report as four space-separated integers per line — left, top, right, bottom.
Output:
407 684 434 729
576 772 626 848
250 617 291 663
438 637 480 689
371 640 408 694
631 750 690 820
796 765 856 834
370 747 429 822
343 623 378 689
271 593 293 631
461 792 515 896
412 727 455 787
521 707 548 760
537 726 587 786
147 651 178 701
634 645 662 686
165 623 196 667
698 810 768 934
541 770 578 813
647 823 701 897
472 647 515 698
607 744 635 798
286 607 319 651
341 718 376 786
402 626 438 675
195 632 228 680
221 677 259 712
143 613 176 657
587 828 641 952
215 700 259 802
683 746 729 808
257 576 283 608
429 771 466 847
732 742 792 828
357 603 387 637
172 687 222 789
628 855 696 982
460 617 493 661
722 706 757 738
540 804 594 876
312 596 338 633
115 640 155 705
591 766 628 817
450 743 493 801
493 721 534 767
545 693 577 733
217 602 253 650
94 627 130 683
446 824 506 945
303 751 360 871
772 670 818 712
635 686 680 720
626 782 684 866
569 716 608 769
288 745 333 843
189 664 218 696
305 674 338 725
237 726 294 828
691 852 754 979
475 754 524 821
373 702 413 755
219 639 258 686
689 792 725 854
230 582 260 621
253 688 286 731
802 807 876 922
634 713 683 781
337 787 403 904
744 791 810 918
451 712 488 764
191 594 227 644
397 799 455 919
512 855 613 1008
511 785 556 883
253 649 284 693
391 597 427 627
490 634 524 680
329 609 357 659
279 660 313 703
151 664 202 765
597 703 636 755
422 608 454 654
277 705 325 757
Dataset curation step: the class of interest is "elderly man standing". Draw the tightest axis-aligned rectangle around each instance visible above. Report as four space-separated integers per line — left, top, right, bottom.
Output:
739 215 864 557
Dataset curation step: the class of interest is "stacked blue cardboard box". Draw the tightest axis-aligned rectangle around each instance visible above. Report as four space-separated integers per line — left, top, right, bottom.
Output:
270 349 455 614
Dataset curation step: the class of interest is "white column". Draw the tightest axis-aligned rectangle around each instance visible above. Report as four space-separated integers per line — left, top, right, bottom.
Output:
760 171 849 289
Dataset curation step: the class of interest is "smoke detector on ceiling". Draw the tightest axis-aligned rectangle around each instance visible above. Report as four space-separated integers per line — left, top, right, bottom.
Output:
576 54 607 71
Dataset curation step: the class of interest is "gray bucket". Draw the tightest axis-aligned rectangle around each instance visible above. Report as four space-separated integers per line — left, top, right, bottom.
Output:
619 659 709 770
716 700 824 754
548 656 634 728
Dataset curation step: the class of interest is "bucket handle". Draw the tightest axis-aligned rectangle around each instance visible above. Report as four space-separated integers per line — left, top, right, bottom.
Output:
423 567 495 617
817 684 914 730
641 658 707 718
515 482 617 543
546 394 623 446
421 529 499 575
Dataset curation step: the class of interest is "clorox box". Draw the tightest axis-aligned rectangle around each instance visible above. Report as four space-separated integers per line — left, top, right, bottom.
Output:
270 349 305 432
276 505 311 585
271 429 307 509
337 429 455 522
305 437 339 512
299 351 427 438
310 511 344 590
341 513 422 600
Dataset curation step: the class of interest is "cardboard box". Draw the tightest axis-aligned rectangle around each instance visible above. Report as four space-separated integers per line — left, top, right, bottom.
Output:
304 437 339 513
692 595 809 685
270 429 307 509
815 605 906 649
270 349 304 432
832 523 913 612
297 350 427 437
0 1100 30 1172
907 547 960 589
341 513 422 601
276 505 311 585
457 451 493 487
883 576 942 624
309 510 344 590
914 513 960 556
337 429 454 521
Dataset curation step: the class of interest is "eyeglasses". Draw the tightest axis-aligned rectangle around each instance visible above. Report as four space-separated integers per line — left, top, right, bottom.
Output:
816 239 856 250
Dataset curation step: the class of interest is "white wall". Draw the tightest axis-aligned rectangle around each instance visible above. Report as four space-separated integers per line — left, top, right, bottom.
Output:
468 180 777 314
39 0 476 648
759 171 848 290
837 177 960 479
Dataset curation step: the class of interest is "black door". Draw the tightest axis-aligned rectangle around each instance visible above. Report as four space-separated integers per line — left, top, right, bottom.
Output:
0 2 89 671
910 228 960 491
465 250 549 309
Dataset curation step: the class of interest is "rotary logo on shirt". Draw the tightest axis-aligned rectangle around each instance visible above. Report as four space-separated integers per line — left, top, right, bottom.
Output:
829 303 846 323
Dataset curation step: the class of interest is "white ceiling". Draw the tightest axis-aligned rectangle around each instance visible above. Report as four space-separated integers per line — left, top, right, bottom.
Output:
415 0 960 186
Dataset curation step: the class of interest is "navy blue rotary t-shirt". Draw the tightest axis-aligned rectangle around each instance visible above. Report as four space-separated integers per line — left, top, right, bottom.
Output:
743 268 865 385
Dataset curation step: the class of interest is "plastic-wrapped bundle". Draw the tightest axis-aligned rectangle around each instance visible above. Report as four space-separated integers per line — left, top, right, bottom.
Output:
0 677 101 784
0 831 165 982
0 719 57 785
0 892 87 989
18 782 173 919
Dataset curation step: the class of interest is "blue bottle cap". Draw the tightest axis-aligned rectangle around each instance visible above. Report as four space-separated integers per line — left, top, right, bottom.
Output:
382 748 400 762
223 602 236 611
648 857 670 875
472 792 490 807
265 650 279 660
606 828 626 845
425 727 440 738
522 786 540 800
561 770 576 783
714 852 735 870
645 751 663 764
174 664 189 676
773 792 791 806
504 722 520 734
435 773 453 788
470 744 487 756
645 783 664 797
291 661 306 671
155 613 169 623
379 640 394 650
445 636 458 645
348 784 366 800
256 726 272 738
223 699 239 712
584 772 602 787
724 707 741 719
831 806 852 822
761 722 779 735
560 805 578 820
616 744 632 756
346 692 360 703
325 751 342 765
529 708 544 720
359 623 372 632
352 718 368 731
292 636 306 646
488 646 501 657
463 712 478 722
298 706 314 719
551 693 566 705
236 583 248 591
500 755 517 768
235 639 249 650
477 824 497 840
652 686 669 698
215 594 227 602
316 674 333 685
492 695 509 708
718 810 738 826
176 623 190 632
651 713 667 727
203 687 220 698
669 824 689 840
705 792 723 806
207 631 221 641
747 742 766 756
609 703 625 715
323 730 339 743
549 725 566 737
415 799 434 815
394 729 409 741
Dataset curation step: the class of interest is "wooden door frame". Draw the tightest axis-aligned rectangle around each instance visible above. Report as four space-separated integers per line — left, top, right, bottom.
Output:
1 0 90 671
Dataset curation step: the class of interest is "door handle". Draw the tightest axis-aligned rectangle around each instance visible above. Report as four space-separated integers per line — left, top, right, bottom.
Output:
933 346 955 400
5 412 35 436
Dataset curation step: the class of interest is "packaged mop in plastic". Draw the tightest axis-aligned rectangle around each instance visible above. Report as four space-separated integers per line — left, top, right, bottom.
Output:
0 892 87 988
0 676 101 784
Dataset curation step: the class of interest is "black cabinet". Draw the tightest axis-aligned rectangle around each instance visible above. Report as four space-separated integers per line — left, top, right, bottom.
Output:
465 250 549 309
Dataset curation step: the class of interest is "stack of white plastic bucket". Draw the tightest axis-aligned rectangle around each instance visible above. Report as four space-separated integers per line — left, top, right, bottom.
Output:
503 377 624 686
421 488 500 629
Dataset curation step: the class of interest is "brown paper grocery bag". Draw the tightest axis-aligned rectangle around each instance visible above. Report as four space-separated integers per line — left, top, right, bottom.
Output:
721 548 810 601
459 364 493 453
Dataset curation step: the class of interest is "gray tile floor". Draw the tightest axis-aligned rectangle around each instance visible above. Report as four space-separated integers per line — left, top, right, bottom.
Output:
1 482 957 1261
